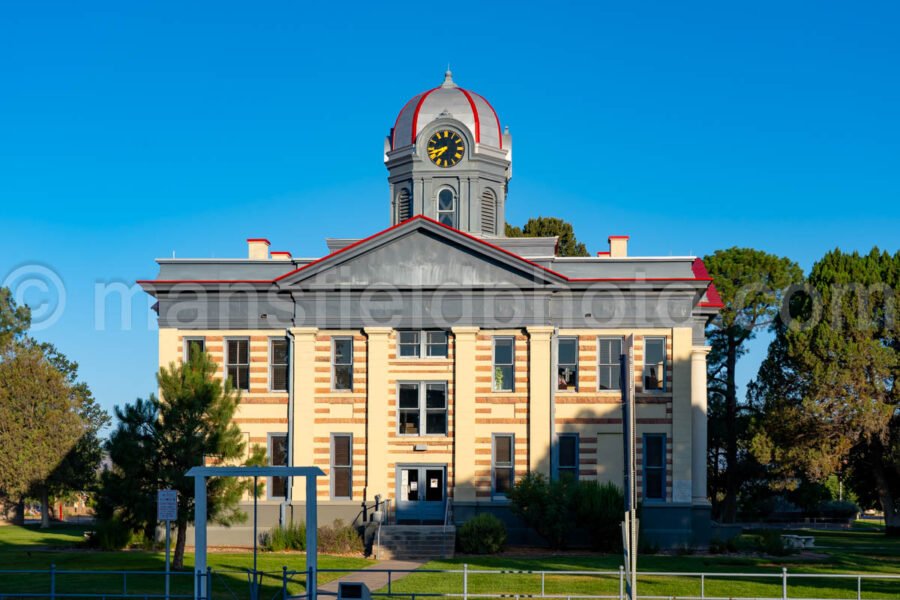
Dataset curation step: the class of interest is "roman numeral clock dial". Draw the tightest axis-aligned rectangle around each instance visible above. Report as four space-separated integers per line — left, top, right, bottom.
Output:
427 130 465 167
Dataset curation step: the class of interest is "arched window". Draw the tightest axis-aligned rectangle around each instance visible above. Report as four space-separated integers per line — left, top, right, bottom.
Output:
397 187 411 222
481 188 497 235
437 188 457 228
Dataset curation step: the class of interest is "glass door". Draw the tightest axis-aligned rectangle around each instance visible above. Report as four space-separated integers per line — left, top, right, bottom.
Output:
396 465 446 523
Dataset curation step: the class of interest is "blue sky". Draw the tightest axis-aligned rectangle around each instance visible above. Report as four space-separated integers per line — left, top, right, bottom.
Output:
1 1 898 424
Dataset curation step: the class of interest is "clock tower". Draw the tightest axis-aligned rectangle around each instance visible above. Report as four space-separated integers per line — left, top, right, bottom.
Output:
385 70 512 236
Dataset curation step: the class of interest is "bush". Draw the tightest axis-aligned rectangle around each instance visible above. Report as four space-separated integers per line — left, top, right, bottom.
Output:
457 513 507 554
261 521 306 551
509 474 627 550
86 517 133 550
758 529 792 556
572 481 624 552
508 472 578 549
317 520 364 555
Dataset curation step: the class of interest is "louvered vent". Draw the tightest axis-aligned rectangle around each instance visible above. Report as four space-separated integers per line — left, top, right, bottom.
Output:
481 189 497 235
397 188 412 222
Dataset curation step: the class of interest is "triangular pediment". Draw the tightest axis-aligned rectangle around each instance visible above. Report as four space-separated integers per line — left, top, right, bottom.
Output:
276 218 564 289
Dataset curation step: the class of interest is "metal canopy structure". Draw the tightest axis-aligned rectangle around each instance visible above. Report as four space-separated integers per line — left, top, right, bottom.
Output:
186 466 325 600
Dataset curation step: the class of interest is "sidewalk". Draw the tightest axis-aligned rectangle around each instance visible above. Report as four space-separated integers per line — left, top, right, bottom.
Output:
318 559 424 595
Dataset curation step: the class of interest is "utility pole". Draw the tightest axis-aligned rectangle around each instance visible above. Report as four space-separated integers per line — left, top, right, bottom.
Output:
620 337 637 600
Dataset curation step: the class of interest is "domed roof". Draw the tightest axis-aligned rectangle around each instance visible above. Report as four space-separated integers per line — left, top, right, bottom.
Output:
391 70 503 150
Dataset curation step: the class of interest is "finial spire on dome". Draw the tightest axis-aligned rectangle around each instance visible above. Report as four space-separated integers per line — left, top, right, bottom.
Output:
442 67 456 88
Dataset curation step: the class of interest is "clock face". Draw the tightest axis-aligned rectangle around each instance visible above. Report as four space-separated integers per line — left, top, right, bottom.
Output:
427 130 465 168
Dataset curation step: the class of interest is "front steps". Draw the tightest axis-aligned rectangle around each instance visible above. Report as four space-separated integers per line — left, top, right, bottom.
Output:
375 525 456 560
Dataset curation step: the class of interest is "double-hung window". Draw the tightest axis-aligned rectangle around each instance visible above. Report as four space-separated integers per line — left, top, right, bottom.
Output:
270 338 289 392
643 337 666 392
268 433 287 499
331 434 352 499
226 338 250 391
492 434 514 498
557 433 579 480
557 337 578 391
643 434 666 501
184 337 205 364
598 337 623 391
397 330 449 358
397 382 448 435
332 337 353 391
493 337 515 392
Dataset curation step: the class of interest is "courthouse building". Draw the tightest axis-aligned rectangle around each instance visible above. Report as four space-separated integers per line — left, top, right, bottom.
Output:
140 71 723 548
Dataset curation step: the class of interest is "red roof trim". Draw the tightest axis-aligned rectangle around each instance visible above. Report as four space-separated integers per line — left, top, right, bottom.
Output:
247 238 271 245
692 260 724 309
457 88 480 144
608 235 630 241
143 217 714 286
138 279 272 285
410 87 439 145
271 251 292 257
596 251 610 256
472 92 503 149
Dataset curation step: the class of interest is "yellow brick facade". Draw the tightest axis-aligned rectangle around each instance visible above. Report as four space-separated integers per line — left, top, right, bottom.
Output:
159 325 700 508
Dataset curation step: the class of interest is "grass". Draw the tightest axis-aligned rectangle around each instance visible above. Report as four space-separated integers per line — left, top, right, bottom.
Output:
384 528 900 599
0 523 369 600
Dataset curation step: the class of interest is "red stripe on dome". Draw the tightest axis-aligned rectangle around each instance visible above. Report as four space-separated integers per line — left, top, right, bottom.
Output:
458 88 480 143
410 87 439 145
473 92 503 149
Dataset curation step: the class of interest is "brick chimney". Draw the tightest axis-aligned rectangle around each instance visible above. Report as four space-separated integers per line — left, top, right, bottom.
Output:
247 238 270 260
608 236 629 258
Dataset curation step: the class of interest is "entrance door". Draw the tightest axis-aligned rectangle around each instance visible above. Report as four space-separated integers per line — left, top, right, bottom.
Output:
396 465 446 523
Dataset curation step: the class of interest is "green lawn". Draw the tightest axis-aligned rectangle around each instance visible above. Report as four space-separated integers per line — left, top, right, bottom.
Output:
385 528 900 599
0 523 369 600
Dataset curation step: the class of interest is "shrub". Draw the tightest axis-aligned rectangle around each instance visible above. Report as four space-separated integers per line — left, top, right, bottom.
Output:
261 521 306 551
572 481 624 551
508 472 577 549
758 529 792 556
317 520 364 555
457 513 507 554
86 517 133 550
708 537 738 554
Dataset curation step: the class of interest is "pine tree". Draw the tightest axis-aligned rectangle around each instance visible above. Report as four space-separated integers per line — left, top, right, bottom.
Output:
703 247 803 522
100 350 251 567
505 217 590 257
752 248 900 533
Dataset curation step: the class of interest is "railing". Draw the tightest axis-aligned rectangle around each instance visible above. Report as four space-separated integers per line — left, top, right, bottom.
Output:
442 498 453 532
2 565 900 600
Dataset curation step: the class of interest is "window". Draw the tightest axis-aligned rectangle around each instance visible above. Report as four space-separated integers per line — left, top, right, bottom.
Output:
398 330 449 359
332 337 353 391
598 337 623 391
437 188 457 228
398 331 421 358
397 382 448 436
269 433 287 499
643 337 666 391
226 338 250 391
492 434 514 498
643 434 666 501
493 337 514 392
426 331 449 357
331 434 352 499
557 337 578 391
270 339 289 392
184 337 205 364
481 189 497 235
397 187 411 222
557 434 579 480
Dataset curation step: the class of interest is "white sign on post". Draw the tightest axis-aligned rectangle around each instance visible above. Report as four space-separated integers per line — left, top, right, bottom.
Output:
158 489 178 521
158 489 177 600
